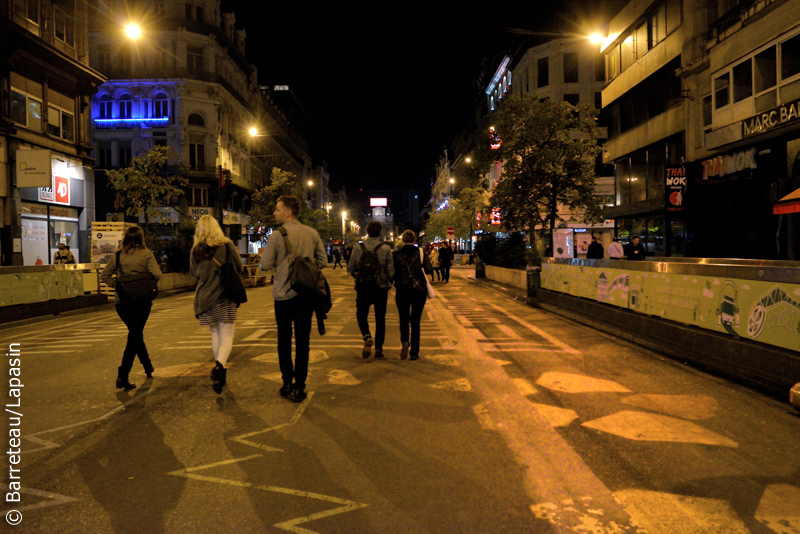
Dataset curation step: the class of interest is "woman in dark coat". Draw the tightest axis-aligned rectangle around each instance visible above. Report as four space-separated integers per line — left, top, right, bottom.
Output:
190 215 244 394
100 226 162 390
393 230 433 360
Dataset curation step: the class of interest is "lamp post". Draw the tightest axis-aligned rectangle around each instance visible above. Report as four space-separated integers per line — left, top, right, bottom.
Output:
449 177 455 201
341 211 347 246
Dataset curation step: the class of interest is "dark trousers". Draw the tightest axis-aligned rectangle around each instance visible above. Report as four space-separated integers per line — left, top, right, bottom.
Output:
115 302 153 378
356 287 389 349
275 296 313 389
440 263 451 281
333 259 342 269
432 267 441 281
395 288 427 357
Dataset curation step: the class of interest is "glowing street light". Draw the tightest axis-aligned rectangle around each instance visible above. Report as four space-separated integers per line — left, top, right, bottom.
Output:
249 127 258 137
341 211 347 245
124 23 142 40
465 157 472 163
589 33 606 45
307 180 313 187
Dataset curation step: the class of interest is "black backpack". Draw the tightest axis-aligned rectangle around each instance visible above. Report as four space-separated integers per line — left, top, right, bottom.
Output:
356 242 390 288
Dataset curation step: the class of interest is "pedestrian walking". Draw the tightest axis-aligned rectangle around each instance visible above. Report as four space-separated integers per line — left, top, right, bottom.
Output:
586 236 604 259
348 221 394 359
393 230 433 360
430 246 441 281
100 226 162 390
53 243 75 264
625 236 646 261
343 246 352 265
608 238 624 260
190 215 245 394
332 247 343 269
438 240 454 282
261 195 328 402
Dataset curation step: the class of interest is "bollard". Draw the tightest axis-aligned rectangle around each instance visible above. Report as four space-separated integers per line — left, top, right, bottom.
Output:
527 267 541 297
791 383 800 412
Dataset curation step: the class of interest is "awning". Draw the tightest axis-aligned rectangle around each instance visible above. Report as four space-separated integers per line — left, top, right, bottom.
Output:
773 187 800 215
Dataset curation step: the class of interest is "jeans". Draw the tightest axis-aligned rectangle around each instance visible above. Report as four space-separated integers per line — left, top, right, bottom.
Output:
356 287 389 350
395 288 427 357
440 263 451 281
115 302 153 378
275 296 314 388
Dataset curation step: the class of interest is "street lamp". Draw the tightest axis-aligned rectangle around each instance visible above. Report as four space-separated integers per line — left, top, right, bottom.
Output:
326 203 332 219
341 211 347 246
124 23 142 40
449 177 455 199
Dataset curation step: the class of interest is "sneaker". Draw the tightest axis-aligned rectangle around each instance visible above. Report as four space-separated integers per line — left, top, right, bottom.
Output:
290 387 307 403
279 382 293 397
362 336 373 359
400 342 410 360
374 349 384 359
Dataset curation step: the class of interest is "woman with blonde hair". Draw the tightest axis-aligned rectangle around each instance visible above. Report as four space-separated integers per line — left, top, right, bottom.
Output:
190 215 244 394
100 226 162 390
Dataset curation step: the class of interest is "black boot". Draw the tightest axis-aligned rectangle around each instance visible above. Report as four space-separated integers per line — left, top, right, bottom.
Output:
279 381 293 397
211 362 225 394
116 366 136 390
143 361 154 379
290 384 307 403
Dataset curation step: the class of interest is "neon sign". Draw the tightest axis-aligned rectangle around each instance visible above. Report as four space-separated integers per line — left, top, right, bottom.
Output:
94 117 170 127
489 127 502 150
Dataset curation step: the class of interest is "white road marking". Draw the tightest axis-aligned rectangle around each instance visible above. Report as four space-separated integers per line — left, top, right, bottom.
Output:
229 392 314 451
512 378 538 395
497 324 522 339
487 302 580 354
472 404 496 430
243 329 269 342
0 486 78 514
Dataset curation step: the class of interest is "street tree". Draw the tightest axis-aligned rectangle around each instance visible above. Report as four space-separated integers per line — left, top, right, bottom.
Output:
105 146 188 226
249 167 306 230
489 93 604 257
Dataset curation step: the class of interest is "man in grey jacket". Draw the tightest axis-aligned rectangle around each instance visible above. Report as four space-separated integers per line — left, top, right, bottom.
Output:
261 195 328 402
348 221 394 359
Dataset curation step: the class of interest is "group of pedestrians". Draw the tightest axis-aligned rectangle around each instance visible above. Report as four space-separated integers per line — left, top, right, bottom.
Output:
429 242 453 282
102 196 436 402
583 235 647 261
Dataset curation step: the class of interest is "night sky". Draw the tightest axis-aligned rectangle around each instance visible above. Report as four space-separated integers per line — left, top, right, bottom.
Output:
224 0 628 200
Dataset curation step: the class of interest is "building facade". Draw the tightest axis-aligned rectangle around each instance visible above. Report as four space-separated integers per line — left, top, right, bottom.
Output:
1 0 105 266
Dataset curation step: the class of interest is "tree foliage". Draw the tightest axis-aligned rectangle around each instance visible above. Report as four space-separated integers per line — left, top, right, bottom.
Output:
105 146 188 224
249 167 305 230
426 185 490 243
488 94 604 254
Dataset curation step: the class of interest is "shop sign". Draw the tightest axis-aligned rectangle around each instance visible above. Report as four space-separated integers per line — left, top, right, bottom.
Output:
701 147 757 182
50 206 78 218
16 149 52 188
21 202 47 217
490 208 501 225
223 211 250 225
188 206 214 222
742 99 800 138
665 165 687 212
553 229 574 258
38 176 70 204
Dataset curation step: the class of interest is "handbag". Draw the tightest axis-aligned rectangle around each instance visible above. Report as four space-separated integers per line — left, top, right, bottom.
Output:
421 248 435 298
403 248 426 294
212 244 248 304
115 251 159 304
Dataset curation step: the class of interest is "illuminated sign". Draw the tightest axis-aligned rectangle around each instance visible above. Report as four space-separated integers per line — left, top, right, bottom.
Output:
742 99 800 138
16 149 52 188
489 127 502 150
490 207 501 225
701 148 757 181
370 198 388 207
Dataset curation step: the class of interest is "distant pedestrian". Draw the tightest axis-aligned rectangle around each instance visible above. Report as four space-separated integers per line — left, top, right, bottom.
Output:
261 195 328 402
393 230 433 360
332 247 343 269
191 215 244 394
438 241 454 282
430 247 441 281
53 243 75 264
608 238 624 260
625 236 646 261
343 246 352 264
100 226 162 390
586 237 604 259
348 221 394 359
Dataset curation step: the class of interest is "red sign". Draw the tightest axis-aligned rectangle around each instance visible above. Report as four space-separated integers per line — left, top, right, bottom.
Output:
55 176 69 204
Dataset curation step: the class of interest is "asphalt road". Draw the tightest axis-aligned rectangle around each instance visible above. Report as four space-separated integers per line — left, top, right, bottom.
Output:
2 265 799 533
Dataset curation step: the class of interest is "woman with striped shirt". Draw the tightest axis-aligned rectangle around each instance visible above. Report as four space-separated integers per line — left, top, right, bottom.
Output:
190 215 244 394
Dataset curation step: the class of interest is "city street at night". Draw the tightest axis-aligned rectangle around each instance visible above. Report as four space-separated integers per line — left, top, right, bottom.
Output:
3 267 800 533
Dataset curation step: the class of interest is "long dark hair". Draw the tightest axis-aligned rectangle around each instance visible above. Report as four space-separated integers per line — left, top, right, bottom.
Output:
121 226 145 253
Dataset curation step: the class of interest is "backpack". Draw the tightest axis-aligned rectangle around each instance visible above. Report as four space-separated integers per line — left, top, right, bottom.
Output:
278 227 323 296
356 242 389 289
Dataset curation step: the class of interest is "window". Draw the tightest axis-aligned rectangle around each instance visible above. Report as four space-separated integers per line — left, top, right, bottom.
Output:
47 105 74 141
118 48 132 73
564 94 580 106
185 3 192 19
196 5 203 22
153 46 167 70
781 33 800 81
119 142 132 167
153 139 168 148
187 46 203 74
13 0 39 24
537 57 549 88
153 93 169 118
563 53 578 83
621 35 634 72
189 143 205 170
635 23 648 59
154 0 164 16
98 94 112 118
119 94 132 119
188 113 205 126
53 7 75 47
714 73 730 109
10 89 43 131
607 45 620 80
192 187 208 206
96 144 111 169
97 45 111 72
649 3 666 47
666 0 681 35
754 46 777 93
733 59 752 102
702 94 712 127
594 53 605 82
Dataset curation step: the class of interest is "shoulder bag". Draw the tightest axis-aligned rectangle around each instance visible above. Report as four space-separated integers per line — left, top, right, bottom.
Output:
278 227 323 296
212 243 247 304
421 248 435 298
115 251 159 305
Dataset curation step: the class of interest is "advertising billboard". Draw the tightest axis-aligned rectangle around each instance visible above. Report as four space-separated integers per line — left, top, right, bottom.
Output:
370 198 388 207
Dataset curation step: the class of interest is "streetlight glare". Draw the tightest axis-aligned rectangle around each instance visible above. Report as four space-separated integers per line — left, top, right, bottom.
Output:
589 33 605 44
308 180 313 187
465 157 471 163
124 23 142 40
249 127 258 137
450 178 455 184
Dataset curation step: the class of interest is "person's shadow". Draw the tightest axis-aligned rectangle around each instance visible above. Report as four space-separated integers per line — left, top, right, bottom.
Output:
76 387 186 533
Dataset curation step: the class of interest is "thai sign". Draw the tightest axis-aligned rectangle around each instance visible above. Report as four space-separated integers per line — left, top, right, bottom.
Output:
742 99 800 138
542 262 800 353
665 165 686 212
701 148 757 182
